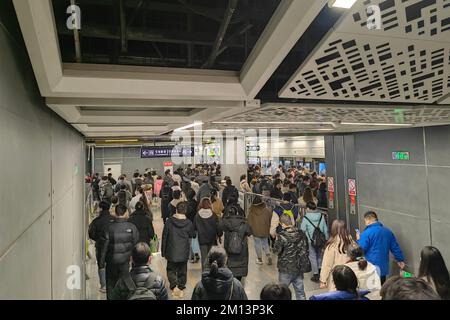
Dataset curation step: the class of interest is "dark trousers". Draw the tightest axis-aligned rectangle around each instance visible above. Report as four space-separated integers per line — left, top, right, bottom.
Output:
105 263 129 300
166 261 188 290
200 244 213 271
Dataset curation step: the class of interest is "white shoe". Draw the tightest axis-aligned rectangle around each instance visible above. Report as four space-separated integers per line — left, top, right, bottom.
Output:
173 287 181 298
178 288 184 299
256 259 263 265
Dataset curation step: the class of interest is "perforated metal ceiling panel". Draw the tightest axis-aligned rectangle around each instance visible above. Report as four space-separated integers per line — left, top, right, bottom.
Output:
279 0 450 103
207 103 450 133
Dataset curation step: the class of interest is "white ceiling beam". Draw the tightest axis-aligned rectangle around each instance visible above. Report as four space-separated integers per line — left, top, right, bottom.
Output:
12 0 62 95
240 0 328 98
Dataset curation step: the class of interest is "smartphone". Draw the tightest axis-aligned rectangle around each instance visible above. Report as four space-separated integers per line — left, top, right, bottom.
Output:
355 228 360 235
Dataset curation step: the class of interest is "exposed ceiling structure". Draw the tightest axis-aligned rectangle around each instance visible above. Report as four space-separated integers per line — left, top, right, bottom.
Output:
10 0 450 140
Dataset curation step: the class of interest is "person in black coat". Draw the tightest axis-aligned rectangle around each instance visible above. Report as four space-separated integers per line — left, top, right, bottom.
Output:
88 201 114 292
270 179 284 200
194 198 224 271
128 201 155 245
222 179 239 207
221 206 252 281
161 202 195 299
191 246 248 300
317 182 328 208
186 189 200 263
110 243 168 300
160 181 173 224
100 204 139 300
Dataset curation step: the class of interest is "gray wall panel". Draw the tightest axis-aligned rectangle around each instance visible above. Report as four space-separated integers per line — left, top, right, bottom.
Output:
0 210 52 300
425 126 450 166
428 167 450 224
355 128 425 165
0 17 85 299
356 164 428 218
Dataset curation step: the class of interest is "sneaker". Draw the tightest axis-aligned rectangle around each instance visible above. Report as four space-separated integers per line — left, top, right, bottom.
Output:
173 287 181 298
310 274 320 283
177 288 184 299
99 287 106 293
266 256 273 265
256 258 263 265
195 254 200 262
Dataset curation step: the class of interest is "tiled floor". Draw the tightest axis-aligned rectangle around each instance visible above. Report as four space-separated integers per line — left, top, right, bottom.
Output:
86 207 327 300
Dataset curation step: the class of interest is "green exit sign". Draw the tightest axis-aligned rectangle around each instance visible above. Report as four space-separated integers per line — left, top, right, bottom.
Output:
392 151 410 161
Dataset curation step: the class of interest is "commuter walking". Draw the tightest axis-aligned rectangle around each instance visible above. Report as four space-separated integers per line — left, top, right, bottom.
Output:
310 265 370 300
161 202 195 299
247 196 273 265
128 201 155 246
211 189 224 217
194 198 223 270
191 247 248 300
196 179 212 202
316 182 328 208
99 204 139 299
260 283 292 300
240 174 252 193
418 246 450 300
298 187 318 207
320 219 354 290
186 189 200 263
168 190 183 217
300 201 328 283
88 201 114 292
270 179 284 200
356 211 405 284
273 214 311 300
110 243 168 300
222 206 252 282
99 176 114 203
190 177 200 195
160 181 173 224
222 179 239 207
345 243 382 300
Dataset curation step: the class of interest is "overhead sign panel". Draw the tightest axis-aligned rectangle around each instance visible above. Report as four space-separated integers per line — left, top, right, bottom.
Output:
141 146 194 158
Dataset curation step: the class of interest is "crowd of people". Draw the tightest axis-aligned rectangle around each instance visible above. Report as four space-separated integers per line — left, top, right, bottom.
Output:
86 163 450 300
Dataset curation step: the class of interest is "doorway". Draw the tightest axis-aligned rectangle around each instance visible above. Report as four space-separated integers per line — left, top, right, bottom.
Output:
103 163 122 180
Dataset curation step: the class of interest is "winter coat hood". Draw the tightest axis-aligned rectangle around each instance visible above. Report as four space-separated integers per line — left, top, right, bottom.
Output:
198 208 213 219
170 198 183 207
201 267 234 297
170 215 191 228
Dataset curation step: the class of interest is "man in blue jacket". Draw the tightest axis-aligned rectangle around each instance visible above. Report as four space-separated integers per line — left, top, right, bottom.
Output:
356 211 405 284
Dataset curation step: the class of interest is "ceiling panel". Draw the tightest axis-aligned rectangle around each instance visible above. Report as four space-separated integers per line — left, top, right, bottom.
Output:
279 0 450 103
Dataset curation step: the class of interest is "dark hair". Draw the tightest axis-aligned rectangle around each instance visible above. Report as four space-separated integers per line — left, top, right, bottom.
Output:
135 201 144 211
302 187 315 203
260 283 292 300
190 176 195 181
380 276 441 300
99 201 111 211
240 174 246 181
418 246 450 299
176 201 188 215
173 190 182 200
332 265 359 298
187 189 196 201
120 184 127 190
282 192 294 202
102 176 108 181
115 204 127 217
198 198 212 210
252 196 263 205
303 175 310 182
319 182 327 191
347 243 368 271
306 201 317 211
289 183 297 190
225 205 238 217
326 220 352 254
274 179 282 187
207 246 227 277
226 179 232 186
110 195 118 205
364 211 378 221
133 172 139 178
279 214 293 226
137 187 144 195
132 242 151 266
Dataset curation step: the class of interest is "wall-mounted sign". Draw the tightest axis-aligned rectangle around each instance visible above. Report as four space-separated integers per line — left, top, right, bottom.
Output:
246 145 260 152
327 177 335 210
348 178 357 215
392 151 410 161
141 146 194 158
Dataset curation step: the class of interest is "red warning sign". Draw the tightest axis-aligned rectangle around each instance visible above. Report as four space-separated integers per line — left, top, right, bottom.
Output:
348 179 357 196
327 177 335 193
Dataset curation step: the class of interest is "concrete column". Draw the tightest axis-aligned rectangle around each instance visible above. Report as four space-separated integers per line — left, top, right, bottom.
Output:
221 138 247 187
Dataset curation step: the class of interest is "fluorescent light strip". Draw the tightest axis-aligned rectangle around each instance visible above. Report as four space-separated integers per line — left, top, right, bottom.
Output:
174 122 204 132
104 139 139 143
341 122 414 127
330 0 358 9
212 121 334 125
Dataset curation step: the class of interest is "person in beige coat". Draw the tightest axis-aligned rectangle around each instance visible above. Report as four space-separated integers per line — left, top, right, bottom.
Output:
247 197 273 265
320 219 354 290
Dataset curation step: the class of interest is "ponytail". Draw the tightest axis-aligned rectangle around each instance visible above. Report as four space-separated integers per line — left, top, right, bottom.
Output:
206 246 227 277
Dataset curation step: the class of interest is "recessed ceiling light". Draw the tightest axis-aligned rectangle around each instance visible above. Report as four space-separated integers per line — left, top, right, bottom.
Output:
174 122 204 132
329 0 358 9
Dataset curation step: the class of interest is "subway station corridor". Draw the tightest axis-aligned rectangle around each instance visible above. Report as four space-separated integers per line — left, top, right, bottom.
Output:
1 0 450 304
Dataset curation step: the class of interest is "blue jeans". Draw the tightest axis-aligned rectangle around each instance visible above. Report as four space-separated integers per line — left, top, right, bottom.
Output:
190 236 200 259
279 272 305 300
309 242 323 275
253 236 270 260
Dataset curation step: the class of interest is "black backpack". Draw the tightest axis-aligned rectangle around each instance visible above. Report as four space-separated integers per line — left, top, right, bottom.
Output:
226 223 244 255
123 273 157 300
303 214 327 250
297 231 312 273
161 186 171 201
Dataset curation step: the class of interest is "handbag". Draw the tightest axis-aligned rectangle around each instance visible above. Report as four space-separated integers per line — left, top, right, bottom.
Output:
149 234 159 254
